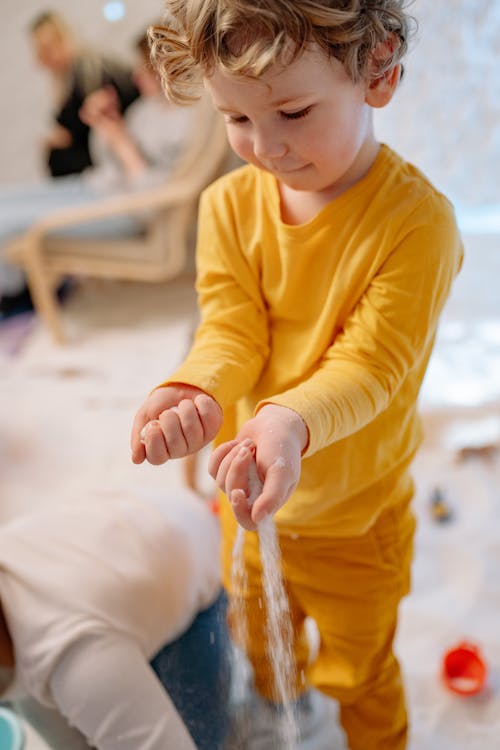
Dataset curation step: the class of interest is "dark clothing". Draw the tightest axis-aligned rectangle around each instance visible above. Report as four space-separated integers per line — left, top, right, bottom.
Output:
48 56 139 178
151 591 230 750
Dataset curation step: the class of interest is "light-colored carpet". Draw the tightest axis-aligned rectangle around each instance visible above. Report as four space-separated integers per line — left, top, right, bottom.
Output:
0 278 200 524
1 275 499 749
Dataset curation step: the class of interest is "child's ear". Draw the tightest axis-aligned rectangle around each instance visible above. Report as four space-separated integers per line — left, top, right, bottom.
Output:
365 63 401 108
365 34 402 108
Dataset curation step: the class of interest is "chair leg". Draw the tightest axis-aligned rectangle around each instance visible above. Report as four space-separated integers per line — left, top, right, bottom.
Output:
23 243 65 344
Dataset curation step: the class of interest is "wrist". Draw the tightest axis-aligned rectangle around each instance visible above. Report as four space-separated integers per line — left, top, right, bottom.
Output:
258 403 309 453
153 383 221 414
155 382 209 399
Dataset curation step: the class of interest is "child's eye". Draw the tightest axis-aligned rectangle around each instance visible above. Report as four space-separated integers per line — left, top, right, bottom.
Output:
226 114 249 124
280 106 313 121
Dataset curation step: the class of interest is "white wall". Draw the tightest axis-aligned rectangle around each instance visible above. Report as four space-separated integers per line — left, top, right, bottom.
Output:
374 0 500 210
0 0 163 183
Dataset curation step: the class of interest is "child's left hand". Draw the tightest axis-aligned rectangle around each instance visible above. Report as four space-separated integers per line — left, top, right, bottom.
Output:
208 404 308 530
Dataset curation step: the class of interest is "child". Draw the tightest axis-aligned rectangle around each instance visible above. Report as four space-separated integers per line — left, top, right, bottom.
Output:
131 2 463 748
0 486 228 750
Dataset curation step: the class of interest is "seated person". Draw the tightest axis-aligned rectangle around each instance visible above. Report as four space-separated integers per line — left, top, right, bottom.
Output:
0 29 196 316
0 483 229 750
30 11 139 178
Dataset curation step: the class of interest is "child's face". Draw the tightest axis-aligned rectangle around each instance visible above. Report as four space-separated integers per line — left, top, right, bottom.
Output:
205 44 375 196
133 59 162 98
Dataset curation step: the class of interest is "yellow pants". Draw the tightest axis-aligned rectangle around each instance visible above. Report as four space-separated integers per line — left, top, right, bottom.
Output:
221 491 415 750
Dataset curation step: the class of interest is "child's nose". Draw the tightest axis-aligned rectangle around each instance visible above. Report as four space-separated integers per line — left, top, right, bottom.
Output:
253 127 287 161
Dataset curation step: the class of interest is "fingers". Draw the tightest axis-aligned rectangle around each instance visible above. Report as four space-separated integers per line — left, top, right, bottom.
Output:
228 449 263 530
131 407 149 464
208 440 239 479
251 460 296 525
133 393 223 465
209 439 253 488
131 397 173 463
210 440 297 530
224 447 263 506
209 442 263 530
139 419 169 465
161 397 219 457
230 489 257 531
157 404 191 459
194 393 223 442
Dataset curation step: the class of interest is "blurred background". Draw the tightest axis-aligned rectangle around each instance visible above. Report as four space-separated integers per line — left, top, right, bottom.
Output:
373 0 500 413
0 0 162 184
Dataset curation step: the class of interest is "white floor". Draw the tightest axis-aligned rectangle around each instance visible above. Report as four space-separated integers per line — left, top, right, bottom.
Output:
1 234 499 749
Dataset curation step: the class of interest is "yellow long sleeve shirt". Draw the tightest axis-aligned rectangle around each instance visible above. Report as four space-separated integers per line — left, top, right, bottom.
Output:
167 145 463 536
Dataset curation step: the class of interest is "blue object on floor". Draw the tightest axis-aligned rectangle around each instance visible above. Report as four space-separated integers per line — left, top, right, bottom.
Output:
151 589 231 750
0 706 25 750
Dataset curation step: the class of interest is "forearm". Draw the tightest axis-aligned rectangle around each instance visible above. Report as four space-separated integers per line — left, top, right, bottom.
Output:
261 357 392 456
109 132 147 182
164 190 270 408
50 632 196 750
164 328 268 409
15 697 90 750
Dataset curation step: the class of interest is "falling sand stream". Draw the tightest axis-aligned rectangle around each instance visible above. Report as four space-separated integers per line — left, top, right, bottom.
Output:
230 461 299 748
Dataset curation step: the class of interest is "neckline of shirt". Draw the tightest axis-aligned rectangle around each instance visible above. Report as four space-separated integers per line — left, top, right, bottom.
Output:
261 143 395 237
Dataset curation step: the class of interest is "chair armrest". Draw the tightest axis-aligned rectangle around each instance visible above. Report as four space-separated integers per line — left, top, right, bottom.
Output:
26 176 199 239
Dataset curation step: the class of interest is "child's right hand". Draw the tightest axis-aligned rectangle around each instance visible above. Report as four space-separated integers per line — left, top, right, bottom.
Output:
131 385 223 465
79 86 120 126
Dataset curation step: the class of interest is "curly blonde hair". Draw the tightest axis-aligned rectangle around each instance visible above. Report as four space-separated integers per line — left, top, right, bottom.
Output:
149 0 415 104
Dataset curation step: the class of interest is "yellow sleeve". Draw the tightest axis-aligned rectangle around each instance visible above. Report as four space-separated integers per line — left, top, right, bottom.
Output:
162 187 270 407
262 197 463 456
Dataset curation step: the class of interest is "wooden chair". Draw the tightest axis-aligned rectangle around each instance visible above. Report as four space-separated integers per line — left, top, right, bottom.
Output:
4 96 230 343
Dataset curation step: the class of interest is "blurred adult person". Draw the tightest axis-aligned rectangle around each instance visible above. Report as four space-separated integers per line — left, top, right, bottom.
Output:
0 31 195 319
31 11 139 178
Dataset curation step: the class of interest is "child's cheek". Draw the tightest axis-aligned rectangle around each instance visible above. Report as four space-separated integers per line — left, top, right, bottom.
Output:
227 129 254 165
